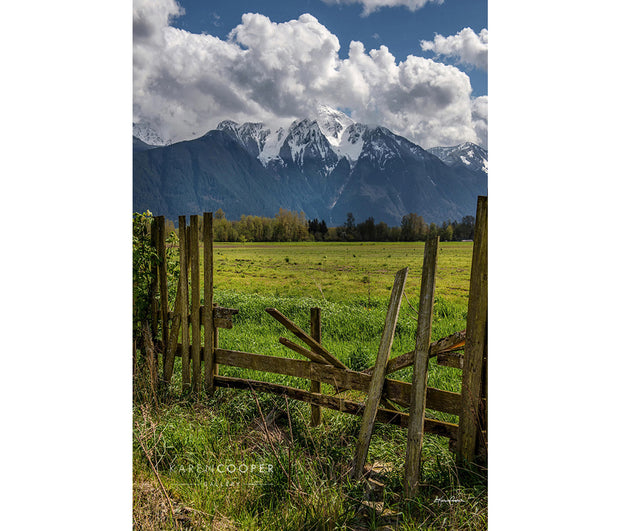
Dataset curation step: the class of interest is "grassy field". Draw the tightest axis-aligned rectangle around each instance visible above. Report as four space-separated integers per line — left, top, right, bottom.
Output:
133 241 487 530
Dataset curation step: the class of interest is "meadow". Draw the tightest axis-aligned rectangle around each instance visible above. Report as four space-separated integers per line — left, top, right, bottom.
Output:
133 241 487 530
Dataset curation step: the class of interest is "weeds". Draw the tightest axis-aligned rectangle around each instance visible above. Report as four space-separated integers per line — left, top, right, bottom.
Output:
133 241 486 529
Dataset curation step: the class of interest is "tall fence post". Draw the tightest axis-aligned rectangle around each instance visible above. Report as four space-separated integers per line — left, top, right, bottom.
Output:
178 215 191 391
190 215 202 392
457 196 488 462
404 235 439 499
203 212 215 395
310 307 322 427
352 267 408 480
155 216 169 380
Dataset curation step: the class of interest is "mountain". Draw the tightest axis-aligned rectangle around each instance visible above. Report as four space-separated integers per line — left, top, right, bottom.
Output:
133 108 487 225
133 136 158 152
133 122 171 147
428 142 488 174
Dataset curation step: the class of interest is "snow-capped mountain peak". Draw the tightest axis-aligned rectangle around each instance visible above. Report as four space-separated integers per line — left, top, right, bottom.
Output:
312 104 355 147
216 120 271 157
428 142 488 174
133 122 171 147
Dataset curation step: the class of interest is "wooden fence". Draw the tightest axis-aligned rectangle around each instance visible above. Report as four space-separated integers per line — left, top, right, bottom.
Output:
140 197 488 499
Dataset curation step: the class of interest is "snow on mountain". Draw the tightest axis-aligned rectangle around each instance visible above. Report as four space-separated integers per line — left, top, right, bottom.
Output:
258 127 287 165
336 123 366 163
216 120 270 157
428 142 488 174
312 104 355 146
132 122 171 147
283 118 339 169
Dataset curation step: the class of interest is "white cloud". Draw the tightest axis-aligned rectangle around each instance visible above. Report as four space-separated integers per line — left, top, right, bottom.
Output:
420 27 488 71
321 0 443 17
133 1 487 148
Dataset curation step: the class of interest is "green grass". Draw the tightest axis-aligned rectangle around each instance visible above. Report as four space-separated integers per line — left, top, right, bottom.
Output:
134 241 487 530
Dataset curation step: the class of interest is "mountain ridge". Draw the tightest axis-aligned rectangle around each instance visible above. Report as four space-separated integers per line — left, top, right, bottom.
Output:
133 107 487 225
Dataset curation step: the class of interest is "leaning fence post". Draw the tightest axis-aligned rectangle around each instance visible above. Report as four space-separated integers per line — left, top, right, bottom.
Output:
457 196 488 462
203 212 215 395
190 215 202 393
310 307 322 426
403 235 439 499
178 215 191 391
352 267 408 480
155 216 169 379
148 216 159 353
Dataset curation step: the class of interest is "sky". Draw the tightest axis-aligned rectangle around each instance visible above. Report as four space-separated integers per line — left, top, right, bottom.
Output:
133 0 488 148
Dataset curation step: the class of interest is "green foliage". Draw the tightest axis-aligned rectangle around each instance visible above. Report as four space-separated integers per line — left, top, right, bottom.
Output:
132 210 156 337
133 238 485 529
165 229 180 306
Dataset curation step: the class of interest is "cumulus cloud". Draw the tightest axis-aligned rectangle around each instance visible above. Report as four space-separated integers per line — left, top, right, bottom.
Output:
420 27 488 71
321 0 443 17
133 0 487 148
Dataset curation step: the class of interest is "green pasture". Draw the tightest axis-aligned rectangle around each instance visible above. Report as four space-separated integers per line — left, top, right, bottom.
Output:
212 241 473 307
134 240 487 530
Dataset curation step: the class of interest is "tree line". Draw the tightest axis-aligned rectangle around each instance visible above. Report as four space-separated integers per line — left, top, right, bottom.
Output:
159 208 476 243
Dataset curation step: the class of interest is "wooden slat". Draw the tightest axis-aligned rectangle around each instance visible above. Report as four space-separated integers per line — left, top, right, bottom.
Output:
310 307 322 427
178 216 190 390
352 267 408 480
265 308 348 369
203 212 215 395
213 306 239 318
190 215 201 392
213 375 457 440
148 217 159 357
214 318 233 329
375 329 466 376
437 352 464 369
155 216 169 377
163 272 182 383
278 337 333 365
457 196 488 461
404 236 439 499
170 346 461 414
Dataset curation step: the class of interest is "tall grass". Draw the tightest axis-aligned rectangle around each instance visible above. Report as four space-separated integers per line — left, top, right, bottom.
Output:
133 242 486 529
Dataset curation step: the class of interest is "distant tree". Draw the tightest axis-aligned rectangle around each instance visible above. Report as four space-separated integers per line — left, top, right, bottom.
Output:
440 223 454 242
358 217 377 241
428 222 439 241
344 212 359 240
376 221 389 241
401 213 428 241
319 219 328 238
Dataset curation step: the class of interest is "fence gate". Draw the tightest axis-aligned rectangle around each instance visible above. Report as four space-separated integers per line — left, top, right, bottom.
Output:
141 197 488 498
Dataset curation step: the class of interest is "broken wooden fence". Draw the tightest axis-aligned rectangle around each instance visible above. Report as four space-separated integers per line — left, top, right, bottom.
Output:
142 196 488 498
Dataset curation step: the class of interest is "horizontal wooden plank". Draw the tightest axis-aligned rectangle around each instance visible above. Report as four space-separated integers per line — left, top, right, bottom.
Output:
213 375 458 440
437 352 464 369
371 329 467 376
213 318 233 329
214 348 461 415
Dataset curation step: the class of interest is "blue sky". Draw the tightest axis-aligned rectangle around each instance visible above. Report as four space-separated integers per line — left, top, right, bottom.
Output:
171 0 487 97
133 0 488 148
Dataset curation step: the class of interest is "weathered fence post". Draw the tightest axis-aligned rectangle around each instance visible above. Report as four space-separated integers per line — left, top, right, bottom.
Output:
352 267 408 480
155 216 169 380
178 215 191 390
190 215 202 392
203 212 215 395
310 307 322 427
457 196 488 462
404 235 439 499
148 216 159 355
